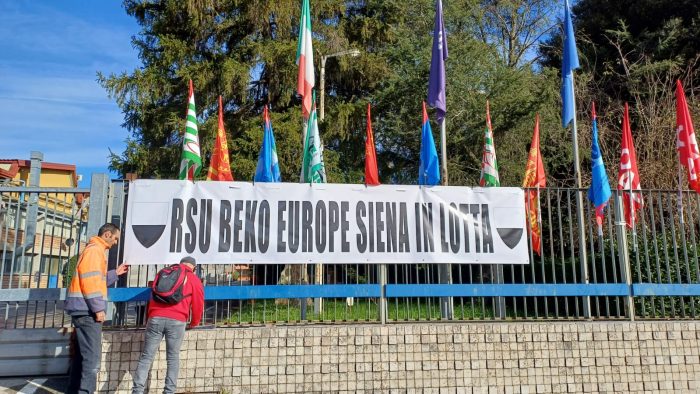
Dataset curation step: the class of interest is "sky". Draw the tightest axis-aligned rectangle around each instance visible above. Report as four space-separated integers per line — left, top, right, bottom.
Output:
0 1 141 188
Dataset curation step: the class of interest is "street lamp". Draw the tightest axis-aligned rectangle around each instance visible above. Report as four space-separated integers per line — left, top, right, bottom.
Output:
319 48 361 121
313 48 360 315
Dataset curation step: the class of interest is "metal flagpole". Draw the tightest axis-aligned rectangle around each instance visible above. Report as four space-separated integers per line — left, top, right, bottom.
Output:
678 158 685 226
627 169 638 251
440 118 448 185
614 189 634 321
438 118 453 319
569 77 591 319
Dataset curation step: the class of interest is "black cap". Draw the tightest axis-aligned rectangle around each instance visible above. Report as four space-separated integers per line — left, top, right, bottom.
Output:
180 256 197 266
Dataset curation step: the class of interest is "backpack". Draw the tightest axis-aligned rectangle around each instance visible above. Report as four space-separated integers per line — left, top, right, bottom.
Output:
152 264 189 305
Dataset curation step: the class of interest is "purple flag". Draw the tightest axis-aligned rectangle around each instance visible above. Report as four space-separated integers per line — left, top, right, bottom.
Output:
427 0 448 123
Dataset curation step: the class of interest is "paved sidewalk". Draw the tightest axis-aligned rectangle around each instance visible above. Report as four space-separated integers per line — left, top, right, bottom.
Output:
0 377 68 394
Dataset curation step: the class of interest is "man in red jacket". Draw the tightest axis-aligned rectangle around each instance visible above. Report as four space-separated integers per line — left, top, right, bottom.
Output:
132 256 204 394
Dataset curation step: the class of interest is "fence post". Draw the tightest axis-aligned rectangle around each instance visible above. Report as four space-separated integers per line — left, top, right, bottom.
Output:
614 190 635 321
86 174 110 237
379 263 387 324
439 264 454 319
575 190 591 319
14 152 42 284
314 264 323 315
108 180 127 325
491 265 505 319
86 173 110 321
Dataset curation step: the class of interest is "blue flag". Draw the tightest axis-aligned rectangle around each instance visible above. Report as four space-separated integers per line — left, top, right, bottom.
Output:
427 0 448 123
587 103 611 226
418 102 440 185
254 105 282 182
561 0 580 128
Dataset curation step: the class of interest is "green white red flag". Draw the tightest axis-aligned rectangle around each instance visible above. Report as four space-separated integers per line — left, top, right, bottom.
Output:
296 0 315 118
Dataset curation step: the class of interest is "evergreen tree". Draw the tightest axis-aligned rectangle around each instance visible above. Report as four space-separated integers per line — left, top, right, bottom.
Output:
538 0 700 189
101 0 565 187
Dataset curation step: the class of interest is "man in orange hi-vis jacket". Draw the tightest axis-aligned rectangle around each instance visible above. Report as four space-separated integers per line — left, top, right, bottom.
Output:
65 223 128 394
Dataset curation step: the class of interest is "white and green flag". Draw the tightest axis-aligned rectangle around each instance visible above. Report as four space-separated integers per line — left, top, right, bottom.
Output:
301 94 326 184
179 80 202 180
479 100 500 187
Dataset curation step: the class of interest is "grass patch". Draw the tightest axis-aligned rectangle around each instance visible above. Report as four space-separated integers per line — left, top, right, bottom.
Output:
388 298 493 321
221 298 379 324
219 297 493 324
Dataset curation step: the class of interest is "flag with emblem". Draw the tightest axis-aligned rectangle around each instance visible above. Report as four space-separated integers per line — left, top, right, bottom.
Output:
207 96 234 181
301 93 326 183
587 102 611 231
427 0 448 123
479 101 500 187
561 0 579 128
676 79 700 194
179 80 202 180
522 114 545 255
254 105 282 182
617 102 642 228
418 102 440 185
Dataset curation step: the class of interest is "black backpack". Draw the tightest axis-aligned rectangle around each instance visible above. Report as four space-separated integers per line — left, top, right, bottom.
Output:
152 264 189 305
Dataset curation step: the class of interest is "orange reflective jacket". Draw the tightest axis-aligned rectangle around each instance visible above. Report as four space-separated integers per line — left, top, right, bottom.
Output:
64 236 116 314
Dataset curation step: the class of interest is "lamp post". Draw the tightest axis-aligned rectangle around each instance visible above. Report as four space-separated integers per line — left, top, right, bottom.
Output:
313 49 360 316
319 49 361 121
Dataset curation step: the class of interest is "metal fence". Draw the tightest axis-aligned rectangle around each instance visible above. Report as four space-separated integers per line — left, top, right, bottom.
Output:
3 176 700 329
0 184 90 328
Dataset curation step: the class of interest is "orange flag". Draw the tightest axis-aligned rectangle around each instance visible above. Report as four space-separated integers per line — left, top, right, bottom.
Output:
365 103 380 185
522 114 546 255
207 96 234 181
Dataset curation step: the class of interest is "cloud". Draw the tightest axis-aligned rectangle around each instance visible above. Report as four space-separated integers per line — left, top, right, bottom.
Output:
0 70 112 104
0 2 140 171
0 90 125 167
0 3 136 71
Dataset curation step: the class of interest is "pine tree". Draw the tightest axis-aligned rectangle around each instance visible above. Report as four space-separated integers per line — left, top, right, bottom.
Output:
100 0 564 188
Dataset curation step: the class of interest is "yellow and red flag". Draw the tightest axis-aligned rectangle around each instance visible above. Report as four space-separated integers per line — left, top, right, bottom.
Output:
522 114 546 255
207 96 234 181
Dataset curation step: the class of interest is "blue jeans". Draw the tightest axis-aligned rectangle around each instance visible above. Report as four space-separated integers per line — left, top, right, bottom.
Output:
132 317 186 394
67 314 102 394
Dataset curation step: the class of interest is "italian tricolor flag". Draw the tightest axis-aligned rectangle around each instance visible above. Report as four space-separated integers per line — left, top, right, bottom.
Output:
296 0 315 118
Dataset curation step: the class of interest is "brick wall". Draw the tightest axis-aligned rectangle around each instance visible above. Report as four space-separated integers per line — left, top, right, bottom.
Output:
99 321 700 393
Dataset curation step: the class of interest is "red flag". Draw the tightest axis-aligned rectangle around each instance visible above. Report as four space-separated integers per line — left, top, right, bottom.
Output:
617 102 642 227
522 114 546 255
676 79 700 193
207 96 234 181
365 103 380 185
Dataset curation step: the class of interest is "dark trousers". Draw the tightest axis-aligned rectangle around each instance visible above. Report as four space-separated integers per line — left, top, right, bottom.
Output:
67 315 102 394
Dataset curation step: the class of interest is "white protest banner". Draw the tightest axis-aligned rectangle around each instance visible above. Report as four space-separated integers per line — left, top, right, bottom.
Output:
123 180 529 265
